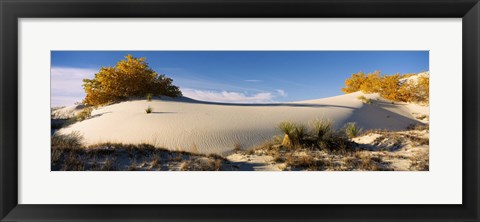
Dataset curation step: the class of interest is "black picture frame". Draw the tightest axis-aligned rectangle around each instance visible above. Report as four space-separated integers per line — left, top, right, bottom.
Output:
1 0 479 221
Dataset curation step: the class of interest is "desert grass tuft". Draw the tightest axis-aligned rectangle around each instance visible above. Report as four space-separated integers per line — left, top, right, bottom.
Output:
345 122 362 138
76 107 93 121
102 157 116 171
62 152 85 171
291 124 307 147
51 131 83 150
146 93 153 102
310 118 334 141
145 106 153 114
357 95 372 104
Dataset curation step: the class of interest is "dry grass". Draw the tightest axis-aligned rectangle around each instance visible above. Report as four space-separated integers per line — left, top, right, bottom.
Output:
51 131 83 150
51 133 230 171
357 95 372 104
179 158 224 171
407 123 429 131
102 158 115 171
409 154 429 171
76 107 93 121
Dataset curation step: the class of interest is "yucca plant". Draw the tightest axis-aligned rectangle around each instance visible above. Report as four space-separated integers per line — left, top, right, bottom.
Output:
278 121 295 147
145 106 153 114
310 118 334 141
345 122 362 138
146 93 153 102
291 124 307 146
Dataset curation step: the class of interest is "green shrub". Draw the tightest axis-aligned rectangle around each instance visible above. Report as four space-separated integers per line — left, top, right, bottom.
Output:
291 124 307 146
345 122 362 138
310 118 334 141
145 106 153 114
146 93 153 102
277 121 307 147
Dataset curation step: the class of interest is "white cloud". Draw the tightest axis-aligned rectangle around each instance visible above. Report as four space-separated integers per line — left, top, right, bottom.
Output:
276 89 287 97
182 88 274 103
51 67 98 106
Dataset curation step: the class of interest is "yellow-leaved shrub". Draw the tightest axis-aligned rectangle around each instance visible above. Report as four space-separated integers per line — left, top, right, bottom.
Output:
82 55 182 106
342 71 429 104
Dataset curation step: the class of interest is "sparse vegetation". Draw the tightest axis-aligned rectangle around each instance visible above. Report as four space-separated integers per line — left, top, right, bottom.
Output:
146 93 153 102
233 118 428 171
277 122 308 147
357 95 371 104
278 121 295 147
52 118 428 171
51 107 94 131
310 118 334 141
345 122 362 138
291 124 307 147
51 131 83 150
76 107 93 121
51 133 228 171
145 106 153 114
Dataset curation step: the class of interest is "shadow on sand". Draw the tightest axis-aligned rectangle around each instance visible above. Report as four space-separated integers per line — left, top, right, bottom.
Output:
345 100 422 131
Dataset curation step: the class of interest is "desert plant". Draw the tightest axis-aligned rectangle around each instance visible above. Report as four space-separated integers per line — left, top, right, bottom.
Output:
61 152 85 171
345 122 362 138
102 157 115 171
278 121 295 147
343 71 429 104
146 93 153 101
284 153 316 170
145 106 153 114
76 107 93 121
310 118 334 141
357 95 371 104
82 55 182 106
291 124 307 146
51 131 83 150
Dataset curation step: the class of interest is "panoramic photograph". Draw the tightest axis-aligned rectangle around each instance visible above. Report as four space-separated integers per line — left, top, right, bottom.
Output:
51 51 429 171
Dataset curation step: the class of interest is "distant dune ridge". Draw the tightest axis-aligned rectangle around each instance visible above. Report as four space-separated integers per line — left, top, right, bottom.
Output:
55 91 428 155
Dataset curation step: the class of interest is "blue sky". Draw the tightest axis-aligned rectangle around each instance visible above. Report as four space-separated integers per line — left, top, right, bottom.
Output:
51 51 429 106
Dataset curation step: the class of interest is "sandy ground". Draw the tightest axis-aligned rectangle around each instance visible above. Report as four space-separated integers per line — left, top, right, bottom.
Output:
225 128 429 171
56 92 428 155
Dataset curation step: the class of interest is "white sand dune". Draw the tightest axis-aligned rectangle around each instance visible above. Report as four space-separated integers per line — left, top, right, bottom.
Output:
56 92 427 155
51 104 85 119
